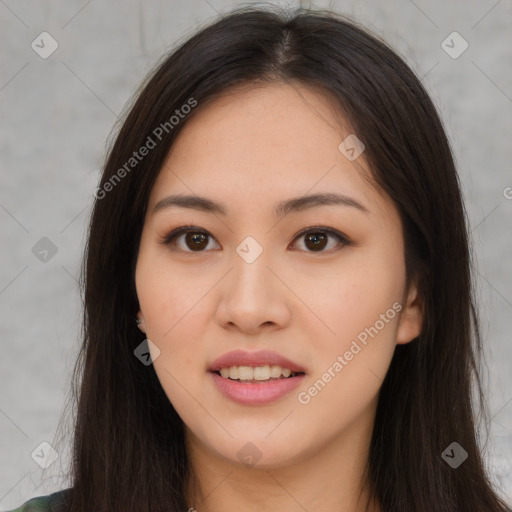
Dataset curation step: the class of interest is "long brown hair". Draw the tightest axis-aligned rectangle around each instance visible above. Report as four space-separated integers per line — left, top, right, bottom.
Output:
56 5 510 512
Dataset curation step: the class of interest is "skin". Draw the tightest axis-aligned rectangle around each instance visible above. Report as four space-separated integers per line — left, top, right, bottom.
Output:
135 82 423 512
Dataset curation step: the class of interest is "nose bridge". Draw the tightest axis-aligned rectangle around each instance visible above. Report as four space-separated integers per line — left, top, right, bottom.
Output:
216 235 290 331
230 235 273 300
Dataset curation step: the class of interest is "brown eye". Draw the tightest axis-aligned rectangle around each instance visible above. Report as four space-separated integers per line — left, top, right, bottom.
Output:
160 226 220 252
304 232 328 251
160 225 350 254
184 232 209 251
291 227 350 253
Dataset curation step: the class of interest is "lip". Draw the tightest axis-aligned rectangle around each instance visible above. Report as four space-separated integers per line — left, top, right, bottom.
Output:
208 349 306 373
208 350 307 406
210 371 306 405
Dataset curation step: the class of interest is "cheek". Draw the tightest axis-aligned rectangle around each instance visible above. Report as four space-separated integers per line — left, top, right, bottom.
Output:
296 247 405 391
304 253 403 336
295 268 401 424
136 243 208 338
135 247 214 391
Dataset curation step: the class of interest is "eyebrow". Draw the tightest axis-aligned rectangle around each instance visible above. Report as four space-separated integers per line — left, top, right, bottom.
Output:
152 192 370 217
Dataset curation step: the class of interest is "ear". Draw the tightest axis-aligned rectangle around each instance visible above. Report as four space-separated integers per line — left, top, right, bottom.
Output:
396 281 423 345
136 311 146 334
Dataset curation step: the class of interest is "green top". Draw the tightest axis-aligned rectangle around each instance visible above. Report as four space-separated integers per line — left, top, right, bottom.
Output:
5 489 71 512
6 489 511 511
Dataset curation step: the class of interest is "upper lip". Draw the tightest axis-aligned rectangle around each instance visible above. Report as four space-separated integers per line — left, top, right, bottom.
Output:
209 350 306 373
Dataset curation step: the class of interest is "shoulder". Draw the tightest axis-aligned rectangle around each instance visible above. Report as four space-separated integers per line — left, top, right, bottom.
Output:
4 488 72 512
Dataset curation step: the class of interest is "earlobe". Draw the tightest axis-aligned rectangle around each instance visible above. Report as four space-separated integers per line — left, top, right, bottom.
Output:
136 313 146 333
396 284 423 345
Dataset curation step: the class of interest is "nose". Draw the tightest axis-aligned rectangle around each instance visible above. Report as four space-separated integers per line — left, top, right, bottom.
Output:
215 248 292 335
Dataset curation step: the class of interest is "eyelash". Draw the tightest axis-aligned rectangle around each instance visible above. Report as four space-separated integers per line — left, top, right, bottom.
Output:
158 224 351 254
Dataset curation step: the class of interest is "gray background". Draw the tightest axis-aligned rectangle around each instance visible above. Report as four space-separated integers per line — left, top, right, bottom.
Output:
1 0 511 509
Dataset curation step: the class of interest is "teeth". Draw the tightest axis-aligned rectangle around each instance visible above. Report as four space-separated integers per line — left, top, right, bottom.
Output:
270 365 282 378
238 366 254 380
217 365 298 381
253 365 270 380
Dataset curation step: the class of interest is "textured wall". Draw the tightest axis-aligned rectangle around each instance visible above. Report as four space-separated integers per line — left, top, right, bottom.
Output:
1 0 511 508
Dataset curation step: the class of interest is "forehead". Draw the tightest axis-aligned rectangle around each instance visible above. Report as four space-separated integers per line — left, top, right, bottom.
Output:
149 83 389 220
170 82 351 159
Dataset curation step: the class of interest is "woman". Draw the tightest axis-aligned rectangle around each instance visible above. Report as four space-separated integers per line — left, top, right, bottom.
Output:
8 5 510 512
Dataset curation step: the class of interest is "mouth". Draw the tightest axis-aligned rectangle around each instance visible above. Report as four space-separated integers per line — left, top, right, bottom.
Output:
209 367 306 405
209 349 306 375
208 350 307 404
208 350 307 405
211 365 306 383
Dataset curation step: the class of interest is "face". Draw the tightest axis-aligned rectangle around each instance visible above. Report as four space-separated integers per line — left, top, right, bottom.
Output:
135 83 422 469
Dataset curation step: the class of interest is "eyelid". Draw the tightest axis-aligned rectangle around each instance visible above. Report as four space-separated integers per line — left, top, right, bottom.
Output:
158 224 351 252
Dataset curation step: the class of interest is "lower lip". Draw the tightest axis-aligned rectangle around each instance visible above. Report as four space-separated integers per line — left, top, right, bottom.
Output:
210 371 305 405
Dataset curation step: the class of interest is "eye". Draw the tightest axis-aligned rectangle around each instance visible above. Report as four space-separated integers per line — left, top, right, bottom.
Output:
290 226 350 252
159 225 220 252
159 225 351 253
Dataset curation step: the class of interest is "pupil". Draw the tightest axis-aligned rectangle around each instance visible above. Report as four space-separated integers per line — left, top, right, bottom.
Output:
306 233 327 251
186 232 207 251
